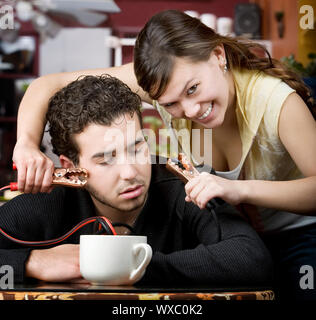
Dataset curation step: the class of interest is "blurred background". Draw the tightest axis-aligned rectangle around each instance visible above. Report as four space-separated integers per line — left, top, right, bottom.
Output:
0 0 315 189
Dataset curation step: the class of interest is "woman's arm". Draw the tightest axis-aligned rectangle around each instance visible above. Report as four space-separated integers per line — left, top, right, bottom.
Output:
13 63 150 193
240 92 316 213
185 93 316 214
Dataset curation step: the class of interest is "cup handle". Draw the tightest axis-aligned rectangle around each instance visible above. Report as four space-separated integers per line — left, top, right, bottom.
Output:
129 243 152 282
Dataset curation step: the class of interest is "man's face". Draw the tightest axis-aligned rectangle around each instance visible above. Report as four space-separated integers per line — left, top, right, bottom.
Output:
74 113 152 214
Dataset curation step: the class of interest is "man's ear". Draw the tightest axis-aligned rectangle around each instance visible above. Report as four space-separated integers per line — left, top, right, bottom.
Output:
59 155 76 169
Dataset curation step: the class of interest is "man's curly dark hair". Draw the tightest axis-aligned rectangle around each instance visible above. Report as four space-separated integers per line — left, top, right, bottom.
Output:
46 74 142 164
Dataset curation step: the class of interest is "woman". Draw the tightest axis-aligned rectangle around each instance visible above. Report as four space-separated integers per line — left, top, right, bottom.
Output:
13 10 316 299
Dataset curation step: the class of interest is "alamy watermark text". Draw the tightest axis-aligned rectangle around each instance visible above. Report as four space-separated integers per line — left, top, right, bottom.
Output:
0 3 14 30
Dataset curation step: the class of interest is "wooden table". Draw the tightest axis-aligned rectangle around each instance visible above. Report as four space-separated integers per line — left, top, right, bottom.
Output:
0 283 274 300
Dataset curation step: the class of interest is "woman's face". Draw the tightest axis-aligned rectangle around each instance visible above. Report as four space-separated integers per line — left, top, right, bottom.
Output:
157 48 234 129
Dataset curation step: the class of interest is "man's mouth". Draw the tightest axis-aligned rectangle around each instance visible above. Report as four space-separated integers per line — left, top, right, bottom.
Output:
119 185 144 199
197 103 213 120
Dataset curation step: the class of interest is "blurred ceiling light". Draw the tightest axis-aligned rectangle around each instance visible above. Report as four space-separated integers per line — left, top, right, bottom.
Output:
16 1 34 22
51 9 108 27
33 13 48 27
32 12 61 39
4 0 120 41
35 0 120 13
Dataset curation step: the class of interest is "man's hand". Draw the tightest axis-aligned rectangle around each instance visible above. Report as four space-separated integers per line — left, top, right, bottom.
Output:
25 244 84 282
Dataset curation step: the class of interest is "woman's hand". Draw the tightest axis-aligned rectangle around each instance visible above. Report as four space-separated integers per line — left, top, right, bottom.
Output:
184 172 245 209
12 140 55 194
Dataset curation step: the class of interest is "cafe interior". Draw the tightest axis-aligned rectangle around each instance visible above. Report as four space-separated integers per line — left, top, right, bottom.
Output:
0 0 315 302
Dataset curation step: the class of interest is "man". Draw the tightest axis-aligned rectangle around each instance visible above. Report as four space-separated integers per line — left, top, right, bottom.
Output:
0 75 273 285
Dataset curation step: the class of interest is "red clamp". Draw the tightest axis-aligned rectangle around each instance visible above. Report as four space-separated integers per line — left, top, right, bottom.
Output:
8 163 18 191
10 162 88 190
9 182 18 191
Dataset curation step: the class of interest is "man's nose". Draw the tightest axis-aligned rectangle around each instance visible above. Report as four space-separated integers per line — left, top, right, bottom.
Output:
119 162 138 180
182 101 201 119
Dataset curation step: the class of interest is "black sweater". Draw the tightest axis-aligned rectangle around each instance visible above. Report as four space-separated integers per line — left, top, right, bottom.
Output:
0 164 273 286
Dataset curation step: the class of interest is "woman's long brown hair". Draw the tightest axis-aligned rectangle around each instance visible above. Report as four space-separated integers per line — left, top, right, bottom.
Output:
134 10 315 118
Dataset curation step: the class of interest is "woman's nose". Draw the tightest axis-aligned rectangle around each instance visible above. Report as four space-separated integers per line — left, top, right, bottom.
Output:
182 101 201 119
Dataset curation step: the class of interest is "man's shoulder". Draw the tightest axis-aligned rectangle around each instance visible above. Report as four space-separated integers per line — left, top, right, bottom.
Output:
0 187 93 230
150 157 183 187
148 159 187 212
0 187 87 211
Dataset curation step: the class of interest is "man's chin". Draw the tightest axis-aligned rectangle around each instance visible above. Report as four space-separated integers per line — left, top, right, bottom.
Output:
118 195 147 212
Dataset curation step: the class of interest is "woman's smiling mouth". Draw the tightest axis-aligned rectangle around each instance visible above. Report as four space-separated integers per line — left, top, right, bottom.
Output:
197 103 213 120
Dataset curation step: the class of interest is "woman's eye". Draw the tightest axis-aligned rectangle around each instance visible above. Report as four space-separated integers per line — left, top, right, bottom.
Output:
187 84 198 95
164 102 175 108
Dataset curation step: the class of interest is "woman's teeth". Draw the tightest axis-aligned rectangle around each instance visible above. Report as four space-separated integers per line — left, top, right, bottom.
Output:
198 104 213 120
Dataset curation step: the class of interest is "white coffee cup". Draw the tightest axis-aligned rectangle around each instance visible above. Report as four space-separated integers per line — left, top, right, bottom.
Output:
80 235 152 285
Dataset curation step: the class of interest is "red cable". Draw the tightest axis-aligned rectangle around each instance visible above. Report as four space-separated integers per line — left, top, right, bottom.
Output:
0 183 18 192
0 185 11 192
1 174 119 245
0 216 117 247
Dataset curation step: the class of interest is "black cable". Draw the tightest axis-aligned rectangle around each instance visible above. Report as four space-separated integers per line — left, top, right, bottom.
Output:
93 221 136 235
112 222 136 235
0 216 116 247
93 217 115 235
206 202 222 243
195 165 224 243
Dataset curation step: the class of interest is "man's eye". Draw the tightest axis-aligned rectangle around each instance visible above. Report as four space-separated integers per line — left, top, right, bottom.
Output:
136 144 147 153
187 84 198 95
99 158 114 165
131 143 146 155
